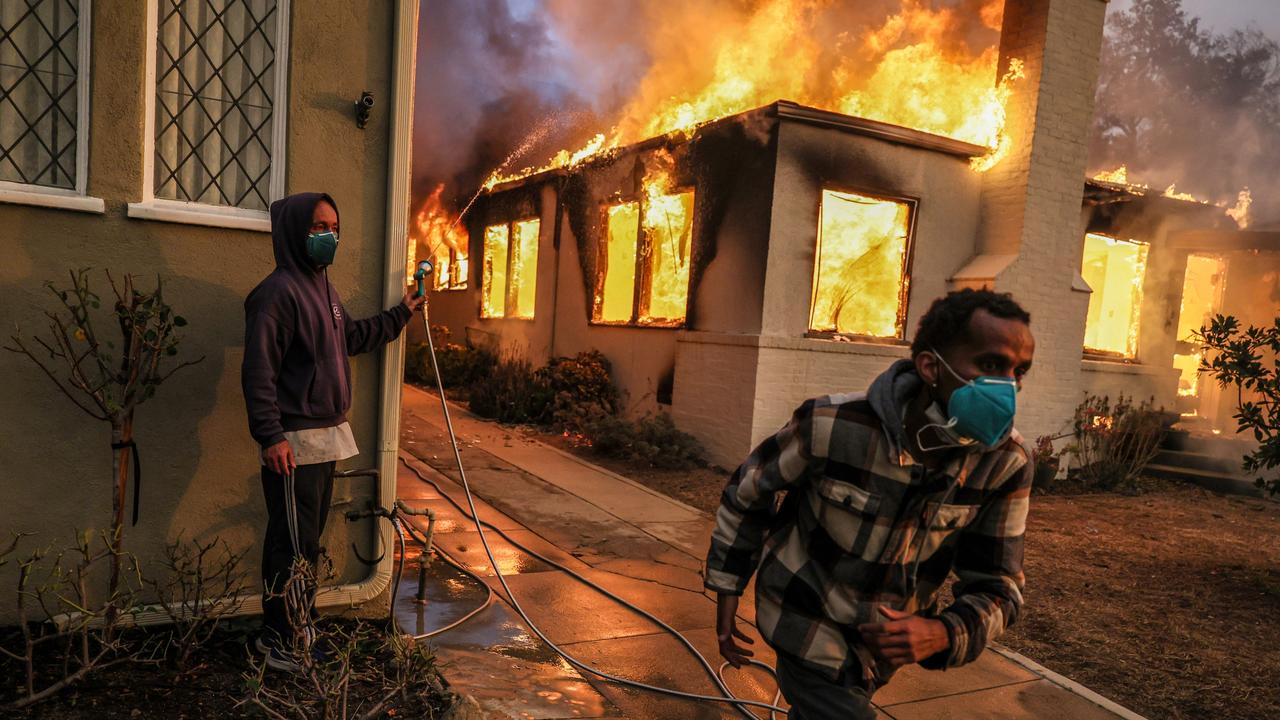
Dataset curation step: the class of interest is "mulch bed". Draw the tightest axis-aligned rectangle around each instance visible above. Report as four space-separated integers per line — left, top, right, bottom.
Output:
1 618 451 719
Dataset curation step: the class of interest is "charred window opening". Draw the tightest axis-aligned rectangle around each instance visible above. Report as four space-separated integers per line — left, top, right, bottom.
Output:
1172 254 1227 400
481 219 539 319
431 243 469 291
594 190 694 326
809 189 913 339
1081 233 1148 358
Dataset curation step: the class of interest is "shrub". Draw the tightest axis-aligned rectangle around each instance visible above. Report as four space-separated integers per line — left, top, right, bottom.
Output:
466 354 551 424
405 325 496 390
1063 394 1164 493
535 350 620 432
1197 314 1280 496
584 412 705 470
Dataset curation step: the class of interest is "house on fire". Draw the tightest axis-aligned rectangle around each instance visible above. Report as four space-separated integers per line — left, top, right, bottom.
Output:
422 0 1275 468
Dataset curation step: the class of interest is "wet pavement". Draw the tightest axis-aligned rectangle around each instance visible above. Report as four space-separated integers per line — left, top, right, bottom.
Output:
393 384 1146 719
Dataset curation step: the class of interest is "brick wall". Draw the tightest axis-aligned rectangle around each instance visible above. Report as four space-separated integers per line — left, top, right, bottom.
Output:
975 0 1109 439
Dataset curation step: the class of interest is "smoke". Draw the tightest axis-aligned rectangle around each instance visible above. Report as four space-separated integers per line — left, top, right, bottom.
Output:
1088 0 1280 226
412 0 1004 210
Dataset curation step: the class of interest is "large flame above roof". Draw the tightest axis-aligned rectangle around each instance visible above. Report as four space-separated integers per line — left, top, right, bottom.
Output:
485 0 1018 188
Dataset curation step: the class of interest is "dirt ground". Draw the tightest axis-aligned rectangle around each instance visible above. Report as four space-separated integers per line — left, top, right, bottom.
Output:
566 441 1280 720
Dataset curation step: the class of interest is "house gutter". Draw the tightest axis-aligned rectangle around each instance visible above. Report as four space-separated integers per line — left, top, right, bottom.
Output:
112 0 419 629
314 0 419 612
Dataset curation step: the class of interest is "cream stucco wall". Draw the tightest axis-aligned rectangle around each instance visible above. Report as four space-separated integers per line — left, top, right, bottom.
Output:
0 1 401 623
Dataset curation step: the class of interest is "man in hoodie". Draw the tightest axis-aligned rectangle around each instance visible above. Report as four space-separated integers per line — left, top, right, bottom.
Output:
706 289 1035 719
242 192 423 670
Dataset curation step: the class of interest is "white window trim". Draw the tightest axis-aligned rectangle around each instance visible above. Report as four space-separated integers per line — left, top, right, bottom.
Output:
128 0 290 232
0 0 104 214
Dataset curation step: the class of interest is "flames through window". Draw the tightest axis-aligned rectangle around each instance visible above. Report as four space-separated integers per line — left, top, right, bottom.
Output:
809 189 912 339
1172 254 1227 400
595 190 694 326
481 219 539 319
1081 233 1148 358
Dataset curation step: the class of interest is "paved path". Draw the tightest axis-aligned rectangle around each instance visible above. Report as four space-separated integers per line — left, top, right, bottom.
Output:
394 384 1144 720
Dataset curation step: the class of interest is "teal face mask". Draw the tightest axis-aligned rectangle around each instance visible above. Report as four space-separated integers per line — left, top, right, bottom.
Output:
919 349 1017 449
305 230 339 268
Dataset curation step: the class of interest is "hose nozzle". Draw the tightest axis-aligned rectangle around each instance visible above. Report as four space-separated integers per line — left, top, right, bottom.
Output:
413 260 433 297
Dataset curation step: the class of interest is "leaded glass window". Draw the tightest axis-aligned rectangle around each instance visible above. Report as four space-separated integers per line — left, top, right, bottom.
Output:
0 0 82 190
152 0 285 211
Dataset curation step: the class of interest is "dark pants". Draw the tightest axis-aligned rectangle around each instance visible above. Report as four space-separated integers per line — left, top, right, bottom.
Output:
775 653 878 720
260 461 335 643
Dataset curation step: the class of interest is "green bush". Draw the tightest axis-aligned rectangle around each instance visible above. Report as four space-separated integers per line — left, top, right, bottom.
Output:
466 354 551 424
535 350 619 432
1197 314 1280 496
405 325 496 389
584 412 705 470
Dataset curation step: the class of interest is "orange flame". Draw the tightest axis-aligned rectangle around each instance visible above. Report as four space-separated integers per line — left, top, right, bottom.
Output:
412 184 470 290
488 0 1016 187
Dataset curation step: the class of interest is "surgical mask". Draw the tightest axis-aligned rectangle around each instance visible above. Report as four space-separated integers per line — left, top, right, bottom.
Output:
916 348 1017 451
305 230 339 268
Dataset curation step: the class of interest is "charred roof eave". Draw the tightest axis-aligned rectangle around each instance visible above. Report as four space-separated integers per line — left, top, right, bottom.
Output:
480 100 988 196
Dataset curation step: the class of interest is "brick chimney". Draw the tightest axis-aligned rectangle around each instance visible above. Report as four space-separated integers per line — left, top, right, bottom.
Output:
956 0 1110 439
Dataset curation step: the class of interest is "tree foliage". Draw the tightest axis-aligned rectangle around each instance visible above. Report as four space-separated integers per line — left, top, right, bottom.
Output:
1091 0 1280 214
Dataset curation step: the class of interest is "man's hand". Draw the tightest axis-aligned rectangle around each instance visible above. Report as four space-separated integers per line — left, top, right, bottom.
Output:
402 288 426 313
715 593 755 668
857 606 949 668
263 440 296 476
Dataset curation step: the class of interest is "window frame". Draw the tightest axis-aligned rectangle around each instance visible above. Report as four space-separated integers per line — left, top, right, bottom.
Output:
432 246 468 292
591 187 696 329
0 0 104 214
805 184 918 343
479 217 539 321
127 0 291 231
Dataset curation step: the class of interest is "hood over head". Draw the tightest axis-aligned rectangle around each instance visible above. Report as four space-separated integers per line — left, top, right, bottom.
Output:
269 192 339 273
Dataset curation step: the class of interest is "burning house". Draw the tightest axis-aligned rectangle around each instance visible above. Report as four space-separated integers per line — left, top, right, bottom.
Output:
418 0 1267 469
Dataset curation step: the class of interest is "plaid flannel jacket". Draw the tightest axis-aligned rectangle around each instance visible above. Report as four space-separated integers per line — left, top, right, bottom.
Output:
704 392 1033 687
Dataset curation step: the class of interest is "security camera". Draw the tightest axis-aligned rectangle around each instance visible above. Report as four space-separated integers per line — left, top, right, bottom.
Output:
356 91 374 129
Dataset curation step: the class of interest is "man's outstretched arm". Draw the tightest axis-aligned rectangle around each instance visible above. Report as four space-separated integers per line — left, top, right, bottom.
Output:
343 290 423 355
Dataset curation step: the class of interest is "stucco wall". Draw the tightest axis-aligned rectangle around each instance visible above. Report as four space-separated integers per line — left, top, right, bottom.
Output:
0 1 398 623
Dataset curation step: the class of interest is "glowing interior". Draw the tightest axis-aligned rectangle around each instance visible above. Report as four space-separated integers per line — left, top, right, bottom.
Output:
599 202 640 323
508 219 540 318
1081 233 1148 357
481 224 508 318
1172 254 1227 397
640 190 694 323
809 189 911 338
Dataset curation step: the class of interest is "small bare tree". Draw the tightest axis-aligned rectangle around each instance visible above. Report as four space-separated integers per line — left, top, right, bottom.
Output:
146 534 251 671
5 269 203 600
1 531 152 709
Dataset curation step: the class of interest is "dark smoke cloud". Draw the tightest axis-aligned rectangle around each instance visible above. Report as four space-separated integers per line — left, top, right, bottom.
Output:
1089 0 1280 225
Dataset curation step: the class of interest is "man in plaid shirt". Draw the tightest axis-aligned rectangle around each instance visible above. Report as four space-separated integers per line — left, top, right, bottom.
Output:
706 289 1036 719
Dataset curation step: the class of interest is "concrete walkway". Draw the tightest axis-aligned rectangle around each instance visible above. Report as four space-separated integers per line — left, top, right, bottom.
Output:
395 384 1145 720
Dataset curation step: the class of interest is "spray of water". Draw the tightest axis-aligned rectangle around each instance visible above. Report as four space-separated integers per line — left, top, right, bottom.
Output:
453 110 583 227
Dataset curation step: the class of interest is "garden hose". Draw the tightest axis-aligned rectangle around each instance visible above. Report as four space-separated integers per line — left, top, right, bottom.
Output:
407 265 787 718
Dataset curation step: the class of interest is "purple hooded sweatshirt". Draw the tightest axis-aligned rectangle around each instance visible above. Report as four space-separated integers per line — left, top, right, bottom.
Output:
241 192 411 449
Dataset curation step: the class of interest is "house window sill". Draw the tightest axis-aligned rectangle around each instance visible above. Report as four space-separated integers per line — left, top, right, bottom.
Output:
0 182 105 214
127 199 270 232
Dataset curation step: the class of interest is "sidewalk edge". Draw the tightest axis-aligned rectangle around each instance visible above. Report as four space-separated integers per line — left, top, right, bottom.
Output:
988 644 1151 720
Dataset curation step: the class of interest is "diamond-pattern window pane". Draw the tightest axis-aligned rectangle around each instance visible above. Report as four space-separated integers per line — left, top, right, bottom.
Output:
153 0 278 211
0 0 80 190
